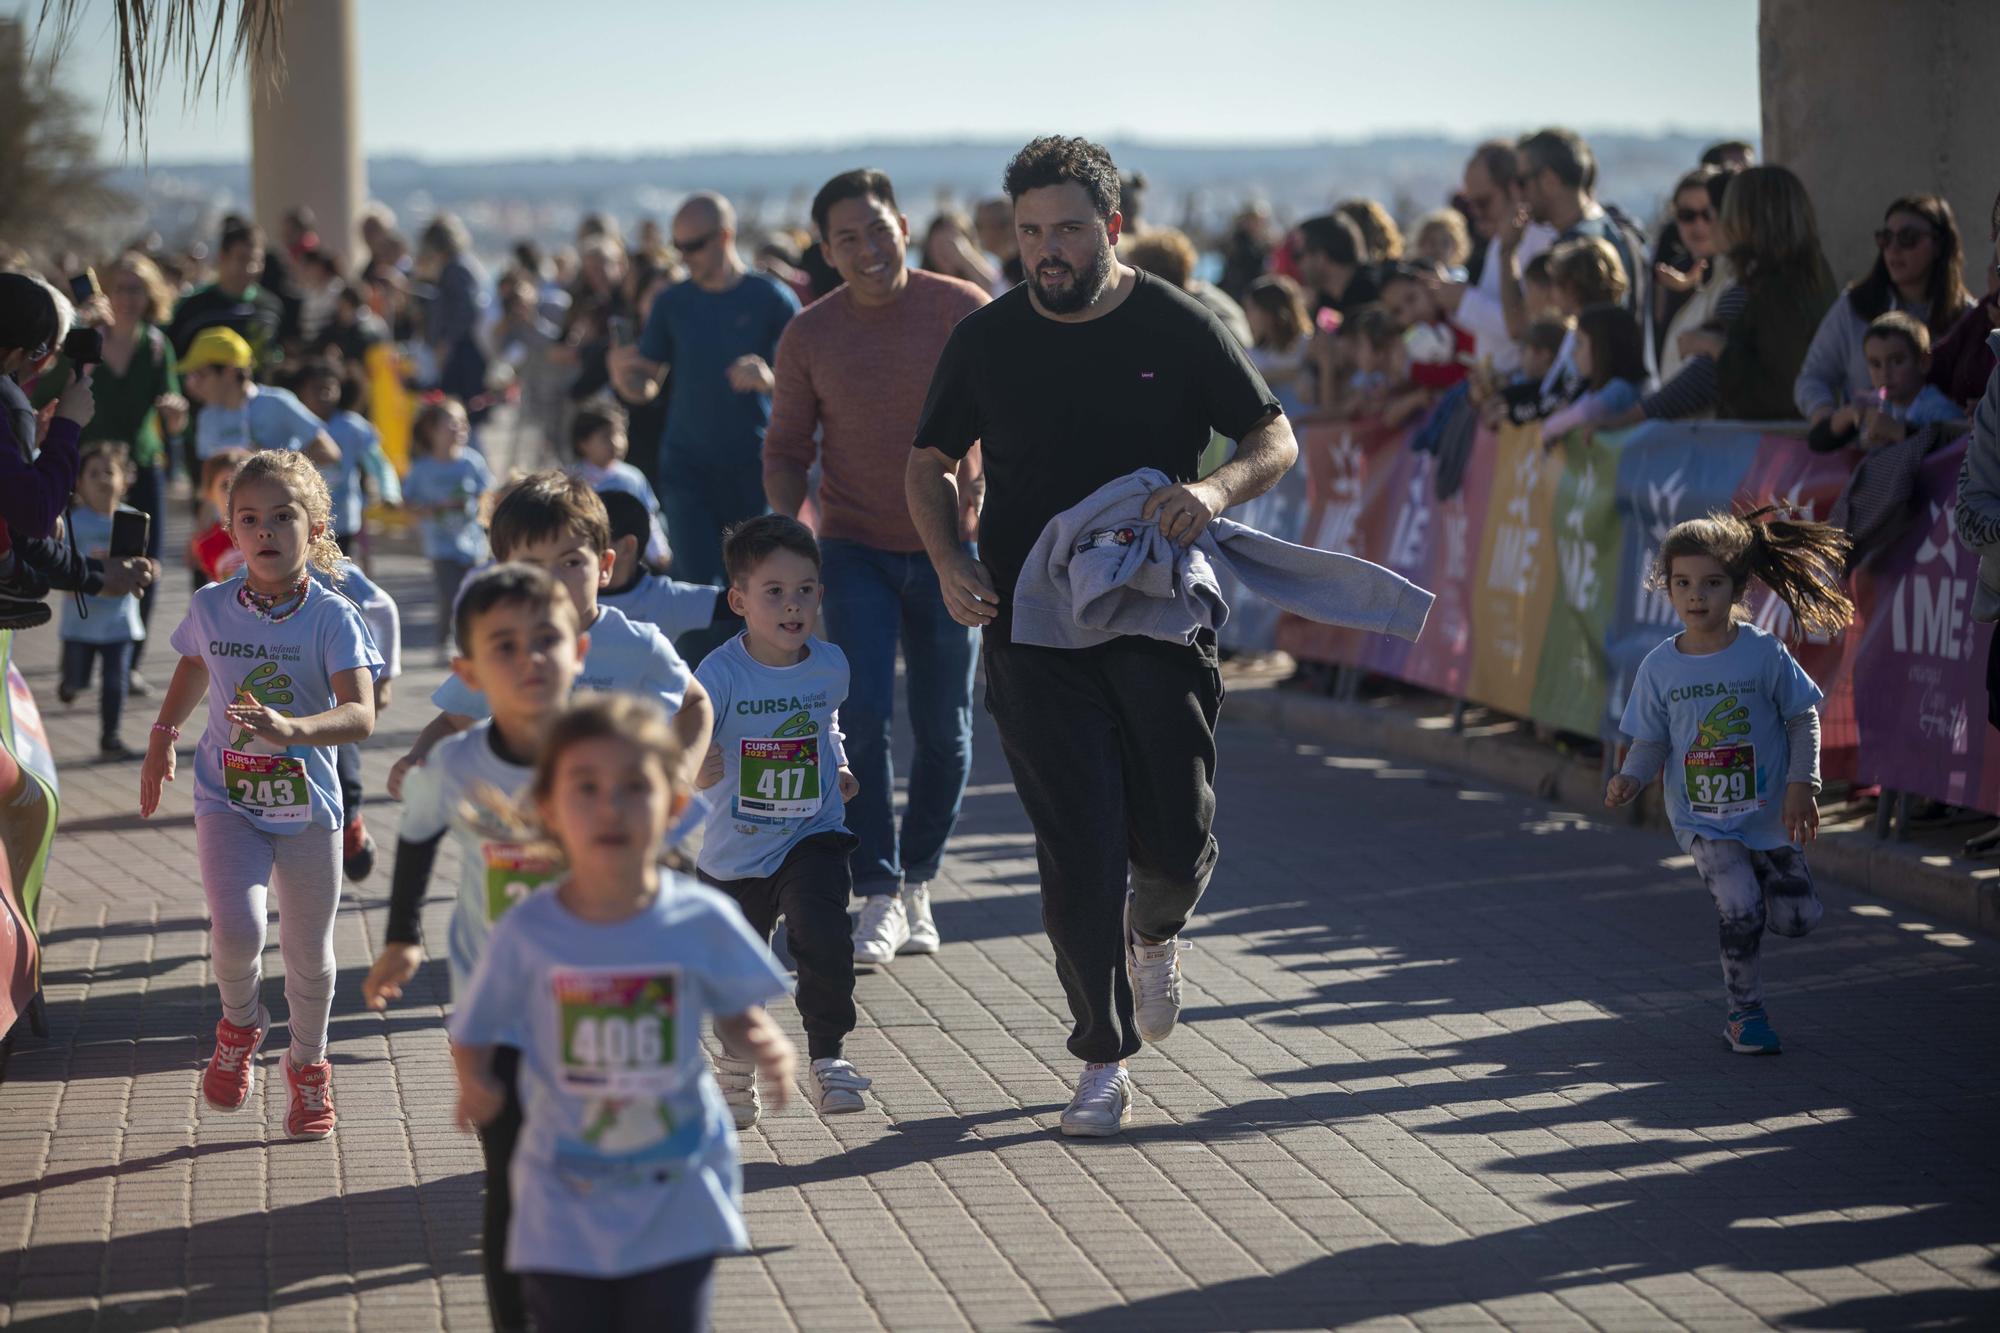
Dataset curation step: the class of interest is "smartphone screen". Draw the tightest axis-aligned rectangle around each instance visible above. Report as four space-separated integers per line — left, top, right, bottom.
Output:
109 509 150 559
67 270 97 305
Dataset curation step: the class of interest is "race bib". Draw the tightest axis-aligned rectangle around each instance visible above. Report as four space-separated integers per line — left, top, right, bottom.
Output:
1685 743 1758 818
737 736 821 819
552 966 682 1095
222 749 309 823
483 842 561 923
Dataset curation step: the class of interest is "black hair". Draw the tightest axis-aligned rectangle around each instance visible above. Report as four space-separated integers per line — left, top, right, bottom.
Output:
1845 194 1970 338
219 214 263 254
1700 139 1755 168
1002 136 1121 220
454 561 581 657
596 487 653 552
722 513 821 584
1467 138 1522 190
1379 259 1444 288
1518 128 1594 192
1296 214 1366 268
811 168 900 241
1575 303 1648 391
569 401 626 457
0 272 65 355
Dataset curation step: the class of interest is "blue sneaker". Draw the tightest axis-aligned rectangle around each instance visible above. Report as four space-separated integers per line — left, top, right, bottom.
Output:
1725 1007 1782 1055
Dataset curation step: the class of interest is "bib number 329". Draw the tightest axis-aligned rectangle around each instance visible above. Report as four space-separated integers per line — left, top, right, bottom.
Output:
1684 742 1757 818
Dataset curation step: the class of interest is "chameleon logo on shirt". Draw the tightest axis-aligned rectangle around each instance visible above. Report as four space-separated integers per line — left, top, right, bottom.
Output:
772 709 816 739
229 660 298 753
1695 695 1752 749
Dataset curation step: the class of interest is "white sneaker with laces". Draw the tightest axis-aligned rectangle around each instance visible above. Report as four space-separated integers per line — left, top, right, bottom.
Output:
899 882 940 954
713 1053 761 1130
808 1057 872 1114
1061 1062 1132 1137
852 893 909 965
1126 890 1189 1044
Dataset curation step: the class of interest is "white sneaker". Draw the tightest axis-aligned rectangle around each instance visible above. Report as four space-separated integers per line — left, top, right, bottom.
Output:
808 1057 872 1114
899 882 940 954
1061 1062 1133 1137
713 1053 761 1130
1127 890 1189 1044
852 893 909 965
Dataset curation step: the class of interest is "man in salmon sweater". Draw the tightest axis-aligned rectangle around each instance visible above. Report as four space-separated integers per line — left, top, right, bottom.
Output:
764 169 988 967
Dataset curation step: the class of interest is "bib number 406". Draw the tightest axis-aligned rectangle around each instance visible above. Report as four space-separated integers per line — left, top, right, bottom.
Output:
567 1013 665 1068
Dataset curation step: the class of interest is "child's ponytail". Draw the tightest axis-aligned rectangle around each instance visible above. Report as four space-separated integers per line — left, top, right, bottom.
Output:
1652 505 1856 640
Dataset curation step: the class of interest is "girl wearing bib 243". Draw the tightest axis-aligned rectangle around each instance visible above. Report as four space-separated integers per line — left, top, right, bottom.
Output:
1607 507 1854 1056
140 450 382 1139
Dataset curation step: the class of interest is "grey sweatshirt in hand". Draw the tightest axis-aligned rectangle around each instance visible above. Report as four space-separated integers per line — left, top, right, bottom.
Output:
1010 467 1434 651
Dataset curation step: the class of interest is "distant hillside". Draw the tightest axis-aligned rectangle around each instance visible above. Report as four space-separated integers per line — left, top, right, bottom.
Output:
106 131 1749 258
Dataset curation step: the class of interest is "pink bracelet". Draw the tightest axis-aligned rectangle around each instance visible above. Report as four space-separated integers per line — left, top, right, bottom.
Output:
151 723 179 741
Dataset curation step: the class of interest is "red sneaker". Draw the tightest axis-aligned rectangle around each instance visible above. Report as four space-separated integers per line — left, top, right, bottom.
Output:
202 1011 267 1111
283 1054 337 1139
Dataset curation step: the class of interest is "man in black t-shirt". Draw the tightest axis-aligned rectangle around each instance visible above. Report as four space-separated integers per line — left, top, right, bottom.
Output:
908 136 1297 1138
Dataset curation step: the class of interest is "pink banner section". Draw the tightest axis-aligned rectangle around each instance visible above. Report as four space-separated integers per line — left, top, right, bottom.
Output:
1276 416 1988 815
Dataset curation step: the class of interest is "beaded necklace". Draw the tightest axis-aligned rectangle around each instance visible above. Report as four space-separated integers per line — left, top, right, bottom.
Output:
237 573 311 625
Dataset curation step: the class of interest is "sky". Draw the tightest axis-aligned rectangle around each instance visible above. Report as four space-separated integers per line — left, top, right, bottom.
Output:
32 0 1761 164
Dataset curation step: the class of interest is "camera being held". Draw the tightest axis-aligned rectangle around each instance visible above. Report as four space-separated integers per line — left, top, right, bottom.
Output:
0 271 102 630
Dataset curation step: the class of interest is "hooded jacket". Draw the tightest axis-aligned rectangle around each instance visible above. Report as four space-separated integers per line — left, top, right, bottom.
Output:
1012 468 1433 651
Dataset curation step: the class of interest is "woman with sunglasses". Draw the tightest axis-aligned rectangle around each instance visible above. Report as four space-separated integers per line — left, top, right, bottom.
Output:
1928 187 2000 410
1654 166 1736 392
1794 194 1973 425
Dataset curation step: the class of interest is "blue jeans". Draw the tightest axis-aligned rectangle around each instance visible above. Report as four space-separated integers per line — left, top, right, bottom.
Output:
817 538 978 897
658 462 768 666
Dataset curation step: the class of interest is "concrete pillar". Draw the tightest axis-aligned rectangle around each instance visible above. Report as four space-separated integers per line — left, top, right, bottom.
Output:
247 0 365 266
1761 0 2000 287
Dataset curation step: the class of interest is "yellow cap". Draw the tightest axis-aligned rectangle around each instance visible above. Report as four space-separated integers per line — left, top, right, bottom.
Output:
180 327 254 372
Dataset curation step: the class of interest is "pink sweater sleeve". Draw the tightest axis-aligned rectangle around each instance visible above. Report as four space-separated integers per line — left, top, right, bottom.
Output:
762 322 819 486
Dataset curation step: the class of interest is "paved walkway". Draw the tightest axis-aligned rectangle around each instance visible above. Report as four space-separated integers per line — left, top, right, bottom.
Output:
3 514 1998 1332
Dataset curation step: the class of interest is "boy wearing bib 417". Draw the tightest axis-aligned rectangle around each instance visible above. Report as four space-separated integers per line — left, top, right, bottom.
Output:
694 515 872 1123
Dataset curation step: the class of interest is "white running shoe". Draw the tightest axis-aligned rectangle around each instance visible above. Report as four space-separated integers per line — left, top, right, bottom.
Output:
808 1058 872 1114
899 882 940 954
1127 890 1189 1044
1061 1062 1133 1137
713 1053 761 1130
852 893 909 965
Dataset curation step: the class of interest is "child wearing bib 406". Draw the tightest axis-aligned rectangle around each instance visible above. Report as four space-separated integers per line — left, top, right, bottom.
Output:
1607 507 1855 1056
694 515 871 1124
139 450 382 1139
451 694 796 1333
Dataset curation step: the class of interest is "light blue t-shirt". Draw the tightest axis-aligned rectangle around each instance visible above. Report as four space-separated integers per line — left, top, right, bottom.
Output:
1619 623 1823 852
574 460 671 565
168 574 383 833
315 561 401 680
432 604 691 720
601 573 721 641
638 273 798 481
60 505 145 644
448 878 791 1278
401 721 551 998
1886 383 1964 430
320 411 399 536
695 633 850 881
402 451 494 563
194 384 323 461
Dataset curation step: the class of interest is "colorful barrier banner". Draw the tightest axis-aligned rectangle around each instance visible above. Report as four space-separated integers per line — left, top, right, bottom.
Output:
1279 414 1982 812
0 630 58 1044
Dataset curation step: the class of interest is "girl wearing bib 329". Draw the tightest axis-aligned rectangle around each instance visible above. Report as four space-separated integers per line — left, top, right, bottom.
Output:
140 450 382 1139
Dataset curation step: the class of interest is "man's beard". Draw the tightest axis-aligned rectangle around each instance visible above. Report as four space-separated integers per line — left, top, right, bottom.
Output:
1031 246 1113 315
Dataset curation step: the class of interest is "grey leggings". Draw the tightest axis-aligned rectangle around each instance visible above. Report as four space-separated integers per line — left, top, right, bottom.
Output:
196 811 342 1067
1689 836 1823 1011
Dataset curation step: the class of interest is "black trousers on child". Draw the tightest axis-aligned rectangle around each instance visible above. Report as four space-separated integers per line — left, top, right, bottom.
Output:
700 831 858 1060
478 1045 526 1333
60 639 133 748
521 1254 716 1333
983 635 1223 1064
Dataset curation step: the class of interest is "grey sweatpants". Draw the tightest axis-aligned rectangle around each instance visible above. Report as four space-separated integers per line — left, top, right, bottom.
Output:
196 811 342 1067
1689 836 1823 1011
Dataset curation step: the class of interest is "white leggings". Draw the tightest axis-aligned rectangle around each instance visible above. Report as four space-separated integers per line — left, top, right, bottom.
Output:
196 812 342 1067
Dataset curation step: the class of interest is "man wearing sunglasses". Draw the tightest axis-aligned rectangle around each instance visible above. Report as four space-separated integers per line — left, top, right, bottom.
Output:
610 192 801 623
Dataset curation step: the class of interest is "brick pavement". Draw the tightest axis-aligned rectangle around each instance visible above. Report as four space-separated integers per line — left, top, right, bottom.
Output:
3 514 1998 1332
